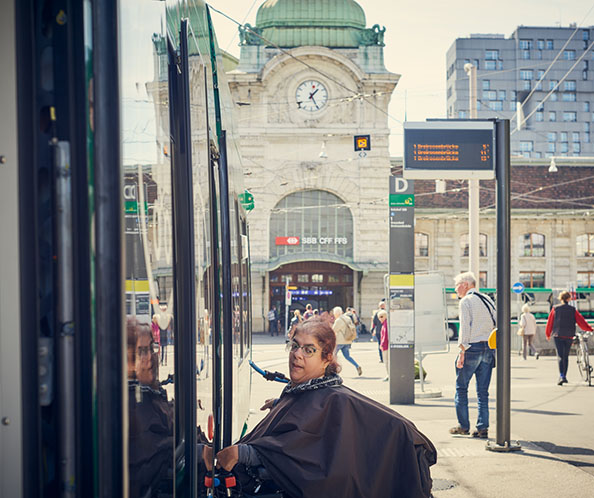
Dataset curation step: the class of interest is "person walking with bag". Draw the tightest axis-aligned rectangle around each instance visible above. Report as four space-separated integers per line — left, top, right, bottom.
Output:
332 306 362 376
449 272 496 439
518 304 539 360
545 290 593 385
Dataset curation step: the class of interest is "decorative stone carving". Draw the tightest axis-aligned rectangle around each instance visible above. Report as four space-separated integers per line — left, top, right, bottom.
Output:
359 24 386 47
239 23 263 46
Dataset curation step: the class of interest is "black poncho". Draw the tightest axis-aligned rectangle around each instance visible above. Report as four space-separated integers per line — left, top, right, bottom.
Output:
240 376 436 498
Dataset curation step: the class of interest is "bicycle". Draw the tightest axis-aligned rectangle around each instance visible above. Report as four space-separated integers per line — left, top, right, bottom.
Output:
575 330 593 386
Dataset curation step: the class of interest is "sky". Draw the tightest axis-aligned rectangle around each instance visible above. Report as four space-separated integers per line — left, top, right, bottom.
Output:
206 0 594 156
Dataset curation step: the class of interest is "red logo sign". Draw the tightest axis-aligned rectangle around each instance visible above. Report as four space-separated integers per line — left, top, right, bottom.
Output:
276 236 300 246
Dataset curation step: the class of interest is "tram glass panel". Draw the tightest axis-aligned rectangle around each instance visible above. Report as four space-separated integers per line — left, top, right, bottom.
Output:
120 2 175 495
183 14 216 456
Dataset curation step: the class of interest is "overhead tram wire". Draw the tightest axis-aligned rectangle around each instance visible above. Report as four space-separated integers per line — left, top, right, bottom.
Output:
207 4 404 126
512 36 594 134
510 2 594 125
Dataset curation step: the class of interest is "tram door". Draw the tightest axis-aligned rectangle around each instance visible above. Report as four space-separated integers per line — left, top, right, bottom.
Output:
270 262 354 327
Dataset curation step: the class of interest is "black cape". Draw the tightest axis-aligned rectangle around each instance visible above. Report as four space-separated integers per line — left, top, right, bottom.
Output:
240 381 436 498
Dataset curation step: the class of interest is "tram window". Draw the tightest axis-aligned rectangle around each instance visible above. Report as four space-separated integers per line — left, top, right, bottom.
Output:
311 274 324 283
343 274 353 283
270 275 279 283
328 275 340 283
121 3 176 495
297 274 309 282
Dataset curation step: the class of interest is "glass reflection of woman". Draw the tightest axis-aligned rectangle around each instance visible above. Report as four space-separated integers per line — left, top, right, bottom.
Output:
127 318 173 497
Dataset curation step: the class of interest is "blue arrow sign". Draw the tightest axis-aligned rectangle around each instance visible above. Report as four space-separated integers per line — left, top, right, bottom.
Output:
512 282 525 294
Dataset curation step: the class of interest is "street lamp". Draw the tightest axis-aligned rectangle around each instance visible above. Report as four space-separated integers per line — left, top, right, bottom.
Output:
548 155 594 173
548 157 558 173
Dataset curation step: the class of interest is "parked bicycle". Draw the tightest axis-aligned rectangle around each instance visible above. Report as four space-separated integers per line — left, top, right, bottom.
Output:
575 330 593 386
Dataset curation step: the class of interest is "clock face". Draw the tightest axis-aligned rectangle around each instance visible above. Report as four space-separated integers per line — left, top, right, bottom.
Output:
295 80 328 112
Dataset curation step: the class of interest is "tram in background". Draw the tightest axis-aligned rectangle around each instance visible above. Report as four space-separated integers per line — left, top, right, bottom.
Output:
0 1 253 496
445 287 594 340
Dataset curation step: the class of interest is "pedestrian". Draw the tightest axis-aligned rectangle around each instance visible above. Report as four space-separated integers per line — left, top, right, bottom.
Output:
267 305 279 336
151 314 161 349
370 301 386 363
449 272 496 439
288 309 303 339
332 306 362 376
378 310 389 380
545 290 593 385
157 304 172 366
303 303 314 321
347 306 360 338
518 304 539 360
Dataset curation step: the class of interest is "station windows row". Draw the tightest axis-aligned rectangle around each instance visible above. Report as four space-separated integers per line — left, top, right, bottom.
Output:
519 271 594 288
415 233 594 258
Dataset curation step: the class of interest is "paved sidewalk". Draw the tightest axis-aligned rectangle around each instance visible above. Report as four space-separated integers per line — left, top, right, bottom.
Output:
250 333 594 497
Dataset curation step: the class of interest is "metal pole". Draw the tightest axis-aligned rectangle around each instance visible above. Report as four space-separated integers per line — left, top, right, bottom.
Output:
285 279 289 336
55 142 76 498
490 119 520 451
464 64 480 280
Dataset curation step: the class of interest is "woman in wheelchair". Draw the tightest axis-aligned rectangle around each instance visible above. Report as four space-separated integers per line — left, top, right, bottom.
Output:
203 318 436 498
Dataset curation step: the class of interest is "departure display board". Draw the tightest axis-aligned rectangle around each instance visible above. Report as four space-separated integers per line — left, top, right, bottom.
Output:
403 121 496 179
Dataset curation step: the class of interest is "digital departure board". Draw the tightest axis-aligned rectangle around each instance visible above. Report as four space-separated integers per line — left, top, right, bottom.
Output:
403 121 496 179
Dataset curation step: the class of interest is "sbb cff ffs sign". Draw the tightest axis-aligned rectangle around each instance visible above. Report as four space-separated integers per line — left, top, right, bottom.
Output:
403 121 496 180
276 236 300 246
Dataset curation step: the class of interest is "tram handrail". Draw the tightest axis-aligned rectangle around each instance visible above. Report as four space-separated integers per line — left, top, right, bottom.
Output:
249 360 289 383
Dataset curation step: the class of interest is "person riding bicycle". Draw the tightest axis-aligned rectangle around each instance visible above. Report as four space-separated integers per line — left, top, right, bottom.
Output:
545 290 593 385
203 318 436 497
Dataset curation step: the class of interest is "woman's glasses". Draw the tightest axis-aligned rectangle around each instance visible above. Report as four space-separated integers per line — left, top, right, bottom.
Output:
137 343 160 357
285 340 318 358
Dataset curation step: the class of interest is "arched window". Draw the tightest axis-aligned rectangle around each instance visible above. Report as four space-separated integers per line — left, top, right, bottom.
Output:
576 233 594 257
269 190 353 262
460 233 488 257
415 233 429 257
522 233 545 257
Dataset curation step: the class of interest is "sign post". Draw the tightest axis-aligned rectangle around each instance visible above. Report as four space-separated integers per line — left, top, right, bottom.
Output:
388 175 415 404
402 119 518 451
285 282 291 337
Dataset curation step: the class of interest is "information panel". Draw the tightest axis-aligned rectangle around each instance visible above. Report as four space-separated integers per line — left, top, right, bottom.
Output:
403 121 496 180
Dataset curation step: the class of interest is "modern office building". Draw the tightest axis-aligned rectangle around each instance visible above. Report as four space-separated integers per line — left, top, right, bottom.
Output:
446 26 594 158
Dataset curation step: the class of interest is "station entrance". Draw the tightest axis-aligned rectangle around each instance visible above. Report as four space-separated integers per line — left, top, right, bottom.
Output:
269 261 354 326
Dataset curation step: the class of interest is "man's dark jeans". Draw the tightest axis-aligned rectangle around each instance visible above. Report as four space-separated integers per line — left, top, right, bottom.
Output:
554 337 573 378
455 342 495 431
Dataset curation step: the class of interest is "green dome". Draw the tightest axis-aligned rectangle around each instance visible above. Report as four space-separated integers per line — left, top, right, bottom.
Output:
240 0 384 49
256 0 366 29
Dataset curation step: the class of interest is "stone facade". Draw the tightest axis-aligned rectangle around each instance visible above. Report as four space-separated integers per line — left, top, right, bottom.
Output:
393 159 594 290
227 45 399 331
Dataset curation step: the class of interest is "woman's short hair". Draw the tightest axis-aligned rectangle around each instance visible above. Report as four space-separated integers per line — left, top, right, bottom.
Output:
558 291 571 303
292 318 341 376
521 304 531 313
377 310 388 319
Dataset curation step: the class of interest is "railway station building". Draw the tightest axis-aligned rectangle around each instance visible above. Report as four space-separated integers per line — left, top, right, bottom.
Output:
226 0 399 331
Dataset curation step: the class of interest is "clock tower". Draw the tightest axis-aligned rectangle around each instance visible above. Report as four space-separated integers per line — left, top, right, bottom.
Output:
226 0 400 332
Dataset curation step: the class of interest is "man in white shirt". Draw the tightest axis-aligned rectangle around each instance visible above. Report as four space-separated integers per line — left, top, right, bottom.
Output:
449 272 496 439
